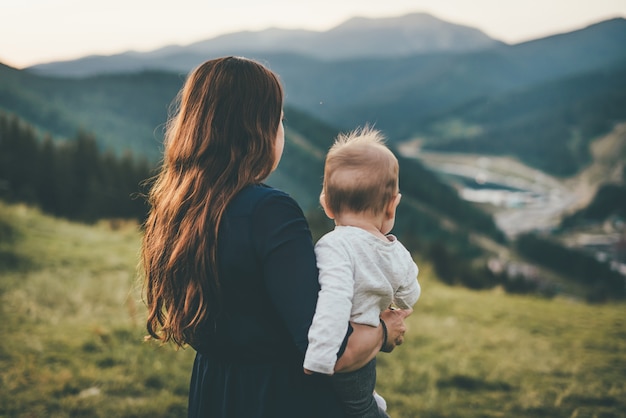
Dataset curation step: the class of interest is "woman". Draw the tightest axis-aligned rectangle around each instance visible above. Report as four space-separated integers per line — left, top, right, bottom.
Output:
142 56 411 418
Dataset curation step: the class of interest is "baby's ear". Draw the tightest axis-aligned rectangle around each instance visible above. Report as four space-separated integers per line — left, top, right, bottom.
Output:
386 193 401 218
319 193 335 219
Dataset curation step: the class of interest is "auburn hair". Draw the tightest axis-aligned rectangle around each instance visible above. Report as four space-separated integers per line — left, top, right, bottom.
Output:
142 57 284 346
323 126 398 216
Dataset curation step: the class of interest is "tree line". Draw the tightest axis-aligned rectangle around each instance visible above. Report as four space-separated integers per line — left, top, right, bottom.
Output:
561 183 626 228
516 233 625 302
0 112 153 223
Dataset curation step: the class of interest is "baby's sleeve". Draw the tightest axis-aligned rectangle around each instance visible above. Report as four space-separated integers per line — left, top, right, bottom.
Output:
303 236 355 375
394 250 421 309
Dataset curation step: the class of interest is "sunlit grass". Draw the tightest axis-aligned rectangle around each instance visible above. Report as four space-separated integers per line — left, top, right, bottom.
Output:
1 202 624 417
0 203 194 417
378 264 626 417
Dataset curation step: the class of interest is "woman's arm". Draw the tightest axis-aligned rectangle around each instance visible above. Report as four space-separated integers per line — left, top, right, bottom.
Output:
334 307 412 373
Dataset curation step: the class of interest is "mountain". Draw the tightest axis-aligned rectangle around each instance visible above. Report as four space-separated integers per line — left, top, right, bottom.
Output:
28 13 500 77
187 12 501 59
5 17 626 178
317 18 626 134
419 63 626 176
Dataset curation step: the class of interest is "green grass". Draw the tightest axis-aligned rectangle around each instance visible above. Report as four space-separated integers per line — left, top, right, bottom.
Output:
0 203 194 417
1 202 624 417
377 267 626 417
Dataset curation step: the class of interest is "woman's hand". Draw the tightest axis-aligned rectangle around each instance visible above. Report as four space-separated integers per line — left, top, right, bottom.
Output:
380 307 412 352
334 308 412 373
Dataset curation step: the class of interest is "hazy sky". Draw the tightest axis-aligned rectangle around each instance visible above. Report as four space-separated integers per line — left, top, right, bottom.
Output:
3 0 626 68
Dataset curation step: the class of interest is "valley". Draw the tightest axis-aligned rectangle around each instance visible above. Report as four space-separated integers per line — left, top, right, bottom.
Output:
399 140 585 238
399 123 626 276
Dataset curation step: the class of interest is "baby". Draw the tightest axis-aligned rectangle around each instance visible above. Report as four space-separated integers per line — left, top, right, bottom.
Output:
304 126 421 417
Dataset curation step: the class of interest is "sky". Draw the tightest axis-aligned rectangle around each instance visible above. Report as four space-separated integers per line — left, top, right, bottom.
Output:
2 0 626 69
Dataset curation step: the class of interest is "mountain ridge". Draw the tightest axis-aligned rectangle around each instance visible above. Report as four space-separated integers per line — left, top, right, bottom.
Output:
3 17 625 178
28 12 500 76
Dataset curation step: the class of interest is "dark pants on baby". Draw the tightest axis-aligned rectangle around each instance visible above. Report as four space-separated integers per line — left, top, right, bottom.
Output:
331 358 389 418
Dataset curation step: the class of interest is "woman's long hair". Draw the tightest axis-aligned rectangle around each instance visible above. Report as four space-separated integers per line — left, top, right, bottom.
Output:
142 57 284 346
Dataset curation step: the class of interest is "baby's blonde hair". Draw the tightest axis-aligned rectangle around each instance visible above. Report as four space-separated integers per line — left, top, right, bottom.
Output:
323 126 399 216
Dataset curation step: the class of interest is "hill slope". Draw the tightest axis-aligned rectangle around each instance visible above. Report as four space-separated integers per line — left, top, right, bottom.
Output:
0 69 505 263
1 202 624 417
419 63 626 176
0 63 181 158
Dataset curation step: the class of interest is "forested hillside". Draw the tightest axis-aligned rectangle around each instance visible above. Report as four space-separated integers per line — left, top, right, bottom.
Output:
420 63 626 176
8 96 618 301
0 103 505 293
0 63 180 159
0 112 151 222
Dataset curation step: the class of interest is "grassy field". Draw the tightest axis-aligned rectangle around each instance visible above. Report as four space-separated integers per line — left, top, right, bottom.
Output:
1 202 624 418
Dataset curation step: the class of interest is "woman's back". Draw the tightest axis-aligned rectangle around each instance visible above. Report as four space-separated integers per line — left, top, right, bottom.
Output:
188 184 345 418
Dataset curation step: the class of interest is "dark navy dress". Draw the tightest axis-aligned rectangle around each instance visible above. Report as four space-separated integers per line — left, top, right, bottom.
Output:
188 184 348 418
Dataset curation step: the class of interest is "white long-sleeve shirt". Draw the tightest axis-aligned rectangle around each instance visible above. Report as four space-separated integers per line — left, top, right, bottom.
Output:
303 225 420 375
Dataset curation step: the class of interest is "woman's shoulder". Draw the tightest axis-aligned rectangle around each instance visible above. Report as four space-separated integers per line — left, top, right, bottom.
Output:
229 184 300 216
239 183 293 206
241 183 288 200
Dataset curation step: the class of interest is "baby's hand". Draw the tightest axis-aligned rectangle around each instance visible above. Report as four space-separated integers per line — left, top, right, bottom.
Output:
304 368 314 375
